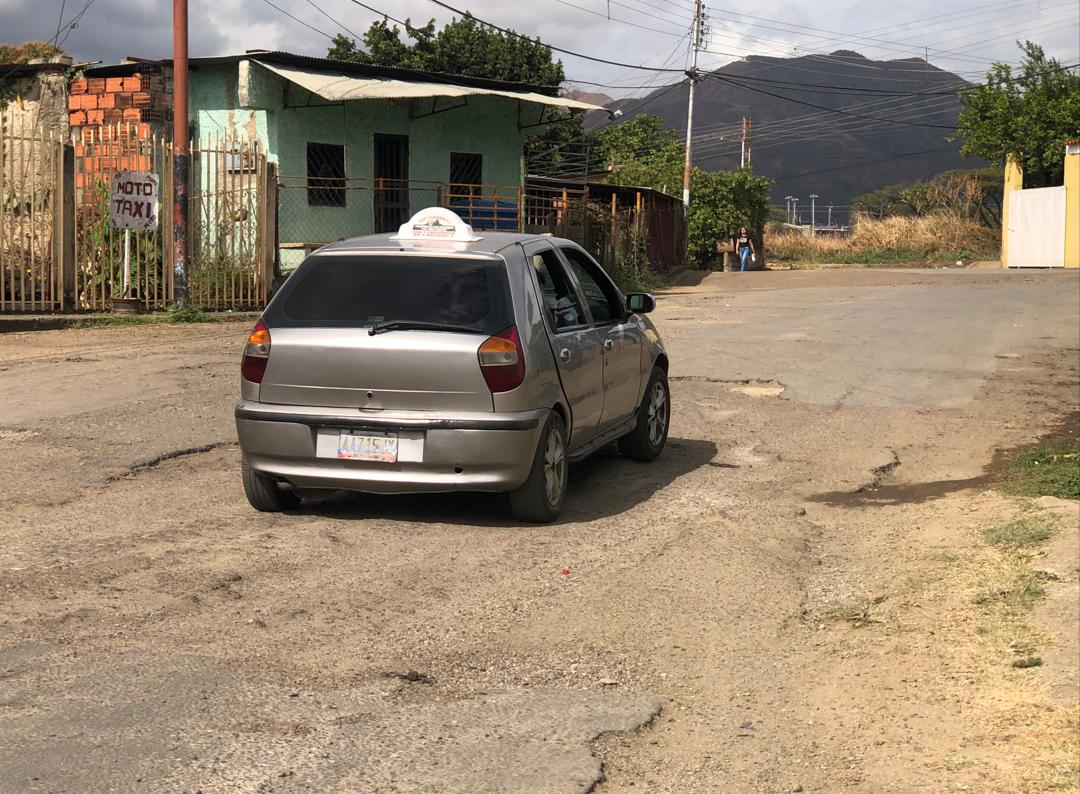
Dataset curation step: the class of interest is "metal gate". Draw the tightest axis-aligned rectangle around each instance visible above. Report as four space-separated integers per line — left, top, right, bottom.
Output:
0 112 64 311
75 124 174 310
73 127 272 310
1006 185 1067 268
188 133 272 310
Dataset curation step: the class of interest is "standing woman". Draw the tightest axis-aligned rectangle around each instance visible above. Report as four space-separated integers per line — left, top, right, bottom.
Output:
732 227 756 271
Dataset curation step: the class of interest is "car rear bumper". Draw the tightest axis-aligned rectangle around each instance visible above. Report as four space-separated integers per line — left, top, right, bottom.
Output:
235 402 546 493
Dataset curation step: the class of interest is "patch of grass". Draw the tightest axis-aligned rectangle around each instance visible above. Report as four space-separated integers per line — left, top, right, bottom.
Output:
826 595 887 627
975 564 1047 612
1000 442 1080 499
1011 655 1043 669
982 515 1060 550
76 305 250 328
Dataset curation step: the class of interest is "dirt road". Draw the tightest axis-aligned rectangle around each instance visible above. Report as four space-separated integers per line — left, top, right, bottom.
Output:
1 268 1077 793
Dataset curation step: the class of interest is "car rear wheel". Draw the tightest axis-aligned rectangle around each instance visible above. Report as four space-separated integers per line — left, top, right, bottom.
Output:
242 456 300 512
618 366 670 462
510 412 568 524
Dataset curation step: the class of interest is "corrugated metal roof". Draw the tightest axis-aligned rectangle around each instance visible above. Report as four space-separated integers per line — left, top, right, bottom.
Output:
257 61 606 111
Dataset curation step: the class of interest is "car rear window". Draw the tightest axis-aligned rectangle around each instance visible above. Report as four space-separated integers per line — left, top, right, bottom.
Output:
263 254 514 333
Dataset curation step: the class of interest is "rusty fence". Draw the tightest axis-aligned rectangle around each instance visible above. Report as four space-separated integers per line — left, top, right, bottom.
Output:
73 128 272 311
74 124 173 310
0 112 65 311
188 133 272 310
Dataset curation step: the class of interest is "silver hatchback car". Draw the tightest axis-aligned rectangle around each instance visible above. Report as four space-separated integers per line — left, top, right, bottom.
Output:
235 208 670 522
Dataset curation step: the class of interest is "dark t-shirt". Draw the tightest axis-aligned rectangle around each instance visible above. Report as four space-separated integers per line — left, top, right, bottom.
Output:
736 235 751 251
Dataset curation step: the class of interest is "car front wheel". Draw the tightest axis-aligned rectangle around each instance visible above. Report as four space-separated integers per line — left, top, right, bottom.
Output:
510 412 568 523
618 366 670 462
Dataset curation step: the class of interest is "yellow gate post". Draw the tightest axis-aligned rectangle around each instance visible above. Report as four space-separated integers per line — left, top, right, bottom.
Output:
1000 155 1024 268
1064 139 1079 269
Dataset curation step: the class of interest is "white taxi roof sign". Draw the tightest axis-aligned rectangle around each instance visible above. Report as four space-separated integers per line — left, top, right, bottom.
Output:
392 207 482 243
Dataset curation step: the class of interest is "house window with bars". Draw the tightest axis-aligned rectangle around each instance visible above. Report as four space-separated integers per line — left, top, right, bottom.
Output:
307 142 346 207
450 152 483 198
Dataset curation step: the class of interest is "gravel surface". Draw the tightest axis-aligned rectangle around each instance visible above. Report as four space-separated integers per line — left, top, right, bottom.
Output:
0 267 1077 792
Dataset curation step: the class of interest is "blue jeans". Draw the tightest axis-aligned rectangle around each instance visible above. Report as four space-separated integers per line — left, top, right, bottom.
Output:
739 248 751 271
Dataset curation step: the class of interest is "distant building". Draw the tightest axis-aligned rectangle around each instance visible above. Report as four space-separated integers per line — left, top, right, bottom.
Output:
180 52 601 267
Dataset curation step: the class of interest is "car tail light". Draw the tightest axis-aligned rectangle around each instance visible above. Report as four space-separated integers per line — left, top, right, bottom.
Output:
478 325 525 393
241 320 271 383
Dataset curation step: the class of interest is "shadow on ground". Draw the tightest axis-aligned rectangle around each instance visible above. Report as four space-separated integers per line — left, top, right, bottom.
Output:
299 437 718 527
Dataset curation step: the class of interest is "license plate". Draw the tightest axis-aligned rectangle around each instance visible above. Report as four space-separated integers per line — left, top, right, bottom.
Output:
337 430 398 463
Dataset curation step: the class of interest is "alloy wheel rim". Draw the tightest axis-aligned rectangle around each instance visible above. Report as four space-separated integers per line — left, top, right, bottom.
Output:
543 426 566 506
647 381 668 447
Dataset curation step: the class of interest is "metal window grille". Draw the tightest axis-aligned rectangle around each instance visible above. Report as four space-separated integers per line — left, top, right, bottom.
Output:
373 134 409 232
307 142 345 207
450 152 483 195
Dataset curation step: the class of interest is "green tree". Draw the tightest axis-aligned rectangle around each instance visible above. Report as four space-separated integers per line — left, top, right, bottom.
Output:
687 168 773 265
956 41 1080 187
328 15 564 87
0 41 65 63
591 115 773 265
594 114 683 193
852 167 1004 227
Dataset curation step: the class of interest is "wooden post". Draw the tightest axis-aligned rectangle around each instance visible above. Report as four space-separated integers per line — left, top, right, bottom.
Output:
55 142 76 311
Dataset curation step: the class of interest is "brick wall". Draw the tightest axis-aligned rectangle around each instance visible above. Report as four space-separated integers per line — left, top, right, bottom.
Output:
68 70 171 188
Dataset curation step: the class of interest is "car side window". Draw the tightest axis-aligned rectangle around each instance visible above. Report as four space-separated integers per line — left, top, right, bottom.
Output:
530 248 586 331
559 247 624 325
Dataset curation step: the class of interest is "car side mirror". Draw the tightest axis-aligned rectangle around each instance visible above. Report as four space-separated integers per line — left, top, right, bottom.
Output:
626 293 656 314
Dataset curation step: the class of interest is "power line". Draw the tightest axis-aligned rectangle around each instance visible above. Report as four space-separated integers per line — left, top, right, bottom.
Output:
424 0 688 72
301 0 366 42
705 73 959 129
259 0 336 40
773 146 956 181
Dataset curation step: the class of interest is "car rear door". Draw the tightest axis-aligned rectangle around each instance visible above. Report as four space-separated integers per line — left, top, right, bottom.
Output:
558 245 644 431
522 242 604 448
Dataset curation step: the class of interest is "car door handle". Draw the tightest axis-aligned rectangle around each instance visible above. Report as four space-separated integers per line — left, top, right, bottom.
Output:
603 339 614 352
559 348 572 362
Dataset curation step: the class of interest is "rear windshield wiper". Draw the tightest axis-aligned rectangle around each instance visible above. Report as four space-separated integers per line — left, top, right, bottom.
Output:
368 320 482 336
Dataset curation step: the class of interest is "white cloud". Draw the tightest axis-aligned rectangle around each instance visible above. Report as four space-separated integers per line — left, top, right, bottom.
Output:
2 0 1076 91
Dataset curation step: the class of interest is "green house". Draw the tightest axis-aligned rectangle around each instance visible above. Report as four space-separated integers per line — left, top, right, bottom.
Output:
186 52 601 268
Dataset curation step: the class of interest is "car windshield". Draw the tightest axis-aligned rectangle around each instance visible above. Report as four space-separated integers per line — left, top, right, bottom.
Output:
263 254 514 334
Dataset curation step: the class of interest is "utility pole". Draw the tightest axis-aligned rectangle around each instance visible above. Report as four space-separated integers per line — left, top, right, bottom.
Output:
682 0 704 219
739 116 751 168
827 204 833 228
809 193 818 236
173 0 189 304
792 197 799 225
740 117 747 168
784 196 791 222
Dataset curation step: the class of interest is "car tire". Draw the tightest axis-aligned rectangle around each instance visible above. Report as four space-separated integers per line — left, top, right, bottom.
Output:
510 412 568 524
618 366 670 462
242 455 300 512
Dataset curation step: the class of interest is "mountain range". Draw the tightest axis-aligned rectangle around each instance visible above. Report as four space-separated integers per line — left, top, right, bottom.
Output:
575 51 985 223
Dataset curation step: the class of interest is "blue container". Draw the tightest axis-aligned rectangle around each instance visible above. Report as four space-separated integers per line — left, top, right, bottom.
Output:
449 199 520 232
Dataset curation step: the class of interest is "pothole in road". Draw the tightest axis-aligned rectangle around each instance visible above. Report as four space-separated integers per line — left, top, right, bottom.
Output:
671 376 787 399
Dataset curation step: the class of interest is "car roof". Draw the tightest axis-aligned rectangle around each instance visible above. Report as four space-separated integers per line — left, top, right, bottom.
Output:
316 232 572 257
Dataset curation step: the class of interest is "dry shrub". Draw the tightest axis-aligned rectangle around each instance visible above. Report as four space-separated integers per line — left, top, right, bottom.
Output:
767 212 1000 264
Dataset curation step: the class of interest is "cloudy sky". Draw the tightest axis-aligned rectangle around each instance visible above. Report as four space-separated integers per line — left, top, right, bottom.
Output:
2 0 1077 93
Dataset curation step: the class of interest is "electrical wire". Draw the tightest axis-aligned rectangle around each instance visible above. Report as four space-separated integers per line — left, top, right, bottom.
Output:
424 0 689 72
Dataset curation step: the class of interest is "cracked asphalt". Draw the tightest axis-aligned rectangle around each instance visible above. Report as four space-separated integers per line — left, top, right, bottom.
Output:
0 267 1077 793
